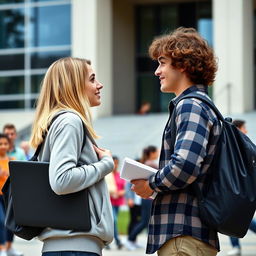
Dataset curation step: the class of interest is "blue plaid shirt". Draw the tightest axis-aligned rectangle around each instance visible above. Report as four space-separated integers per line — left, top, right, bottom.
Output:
147 85 221 254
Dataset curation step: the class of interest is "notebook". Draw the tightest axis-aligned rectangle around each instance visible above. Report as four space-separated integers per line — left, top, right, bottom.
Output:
120 157 158 181
9 160 91 231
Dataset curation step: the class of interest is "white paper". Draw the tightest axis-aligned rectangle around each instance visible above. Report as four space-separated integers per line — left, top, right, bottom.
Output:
120 157 158 181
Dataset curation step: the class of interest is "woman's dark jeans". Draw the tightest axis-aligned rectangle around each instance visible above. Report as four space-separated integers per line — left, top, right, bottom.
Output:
42 252 99 256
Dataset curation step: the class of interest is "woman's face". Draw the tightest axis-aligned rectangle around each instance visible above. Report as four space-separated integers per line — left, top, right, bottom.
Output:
85 64 103 107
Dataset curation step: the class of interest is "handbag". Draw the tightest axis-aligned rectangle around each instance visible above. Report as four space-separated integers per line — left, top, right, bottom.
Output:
2 112 90 240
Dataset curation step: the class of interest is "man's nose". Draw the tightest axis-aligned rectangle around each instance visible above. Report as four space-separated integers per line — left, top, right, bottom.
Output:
155 66 161 76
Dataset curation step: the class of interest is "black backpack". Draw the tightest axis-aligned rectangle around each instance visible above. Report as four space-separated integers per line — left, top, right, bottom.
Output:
170 92 256 238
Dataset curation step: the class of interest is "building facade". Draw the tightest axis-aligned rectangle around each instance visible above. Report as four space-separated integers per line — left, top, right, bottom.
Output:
0 0 254 129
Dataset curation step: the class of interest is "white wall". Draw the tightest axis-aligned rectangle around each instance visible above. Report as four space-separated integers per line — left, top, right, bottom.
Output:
0 111 35 132
72 0 113 118
213 0 254 114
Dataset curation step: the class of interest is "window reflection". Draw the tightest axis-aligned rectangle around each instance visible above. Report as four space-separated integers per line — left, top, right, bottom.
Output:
0 100 24 109
0 9 25 49
0 0 24 4
29 4 71 47
31 50 70 69
0 76 24 94
31 74 44 93
198 19 213 46
32 0 63 2
0 54 24 70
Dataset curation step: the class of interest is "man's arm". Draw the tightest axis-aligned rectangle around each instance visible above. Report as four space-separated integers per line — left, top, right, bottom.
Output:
148 99 213 193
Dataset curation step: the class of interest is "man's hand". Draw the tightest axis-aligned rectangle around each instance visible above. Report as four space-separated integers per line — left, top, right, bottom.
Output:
131 179 154 199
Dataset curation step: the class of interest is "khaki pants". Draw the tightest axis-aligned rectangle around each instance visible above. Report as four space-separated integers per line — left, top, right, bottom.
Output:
157 236 217 256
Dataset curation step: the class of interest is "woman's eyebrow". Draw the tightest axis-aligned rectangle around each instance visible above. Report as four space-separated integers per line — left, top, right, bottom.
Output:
89 73 95 79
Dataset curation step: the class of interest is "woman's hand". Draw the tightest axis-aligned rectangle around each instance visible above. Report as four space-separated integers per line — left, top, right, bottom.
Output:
93 145 112 159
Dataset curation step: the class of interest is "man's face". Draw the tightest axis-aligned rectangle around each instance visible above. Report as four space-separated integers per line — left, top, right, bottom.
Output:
155 56 184 94
3 128 17 144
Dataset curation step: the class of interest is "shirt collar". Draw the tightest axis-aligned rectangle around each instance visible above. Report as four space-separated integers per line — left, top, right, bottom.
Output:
10 146 17 153
172 84 208 105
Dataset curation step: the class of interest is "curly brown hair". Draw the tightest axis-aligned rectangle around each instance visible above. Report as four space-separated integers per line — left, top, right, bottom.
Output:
149 27 218 86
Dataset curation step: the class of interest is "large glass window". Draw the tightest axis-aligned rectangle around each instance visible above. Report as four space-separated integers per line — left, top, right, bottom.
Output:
0 9 25 49
31 50 70 69
0 1 71 110
0 54 24 70
0 1 24 4
29 5 71 47
32 0 63 2
31 74 43 93
0 76 24 94
0 100 24 109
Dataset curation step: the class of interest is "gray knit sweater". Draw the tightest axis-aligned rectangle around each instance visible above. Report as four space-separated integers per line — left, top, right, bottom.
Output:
37 111 114 255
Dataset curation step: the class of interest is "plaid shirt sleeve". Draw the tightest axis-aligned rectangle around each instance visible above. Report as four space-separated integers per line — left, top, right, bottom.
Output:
149 99 213 193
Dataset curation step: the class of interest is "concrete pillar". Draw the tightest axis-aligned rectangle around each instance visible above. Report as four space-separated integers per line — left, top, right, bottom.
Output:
213 0 254 114
72 0 113 118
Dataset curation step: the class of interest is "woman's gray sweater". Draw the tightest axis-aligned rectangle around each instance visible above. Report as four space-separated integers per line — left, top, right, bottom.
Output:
37 111 114 255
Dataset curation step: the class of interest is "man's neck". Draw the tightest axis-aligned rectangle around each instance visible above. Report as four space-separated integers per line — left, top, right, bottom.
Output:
174 76 194 96
9 144 15 152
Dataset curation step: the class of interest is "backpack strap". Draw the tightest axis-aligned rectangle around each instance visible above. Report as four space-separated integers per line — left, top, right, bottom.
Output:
30 112 88 161
169 92 223 200
176 92 226 122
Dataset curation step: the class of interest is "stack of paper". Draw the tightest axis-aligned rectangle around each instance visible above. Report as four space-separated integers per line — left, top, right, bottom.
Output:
120 157 158 181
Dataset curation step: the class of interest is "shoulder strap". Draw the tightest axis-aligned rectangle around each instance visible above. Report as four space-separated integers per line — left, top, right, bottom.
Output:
31 112 87 161
176 92 225 122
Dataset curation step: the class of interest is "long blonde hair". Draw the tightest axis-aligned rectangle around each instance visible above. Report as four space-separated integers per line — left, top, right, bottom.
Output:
30 57 98 149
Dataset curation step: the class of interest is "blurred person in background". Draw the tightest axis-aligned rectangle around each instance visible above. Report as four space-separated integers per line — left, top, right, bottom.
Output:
108 156 125 249
124 146 159 251
0 133 23 256
19 141 32 160
3 124 26 161
227 120 256 256
137 102 151 115
125 182 141 249
125 172 141 249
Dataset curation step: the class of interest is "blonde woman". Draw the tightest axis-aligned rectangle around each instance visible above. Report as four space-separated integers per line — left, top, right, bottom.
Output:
30 57 114 256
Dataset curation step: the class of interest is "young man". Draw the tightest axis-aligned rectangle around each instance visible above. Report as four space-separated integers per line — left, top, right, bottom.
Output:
3 124 26 161
132 27 221 256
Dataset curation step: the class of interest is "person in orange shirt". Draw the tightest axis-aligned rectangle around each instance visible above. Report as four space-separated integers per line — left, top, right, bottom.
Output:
0 133 22 256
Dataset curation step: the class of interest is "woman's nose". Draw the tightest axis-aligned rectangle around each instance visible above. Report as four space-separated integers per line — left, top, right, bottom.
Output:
97 81 103 89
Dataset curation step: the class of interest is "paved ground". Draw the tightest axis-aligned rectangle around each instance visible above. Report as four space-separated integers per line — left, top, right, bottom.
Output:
12 230 256 256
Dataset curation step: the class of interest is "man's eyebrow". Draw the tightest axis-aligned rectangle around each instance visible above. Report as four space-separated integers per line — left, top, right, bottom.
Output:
157 56 167 62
